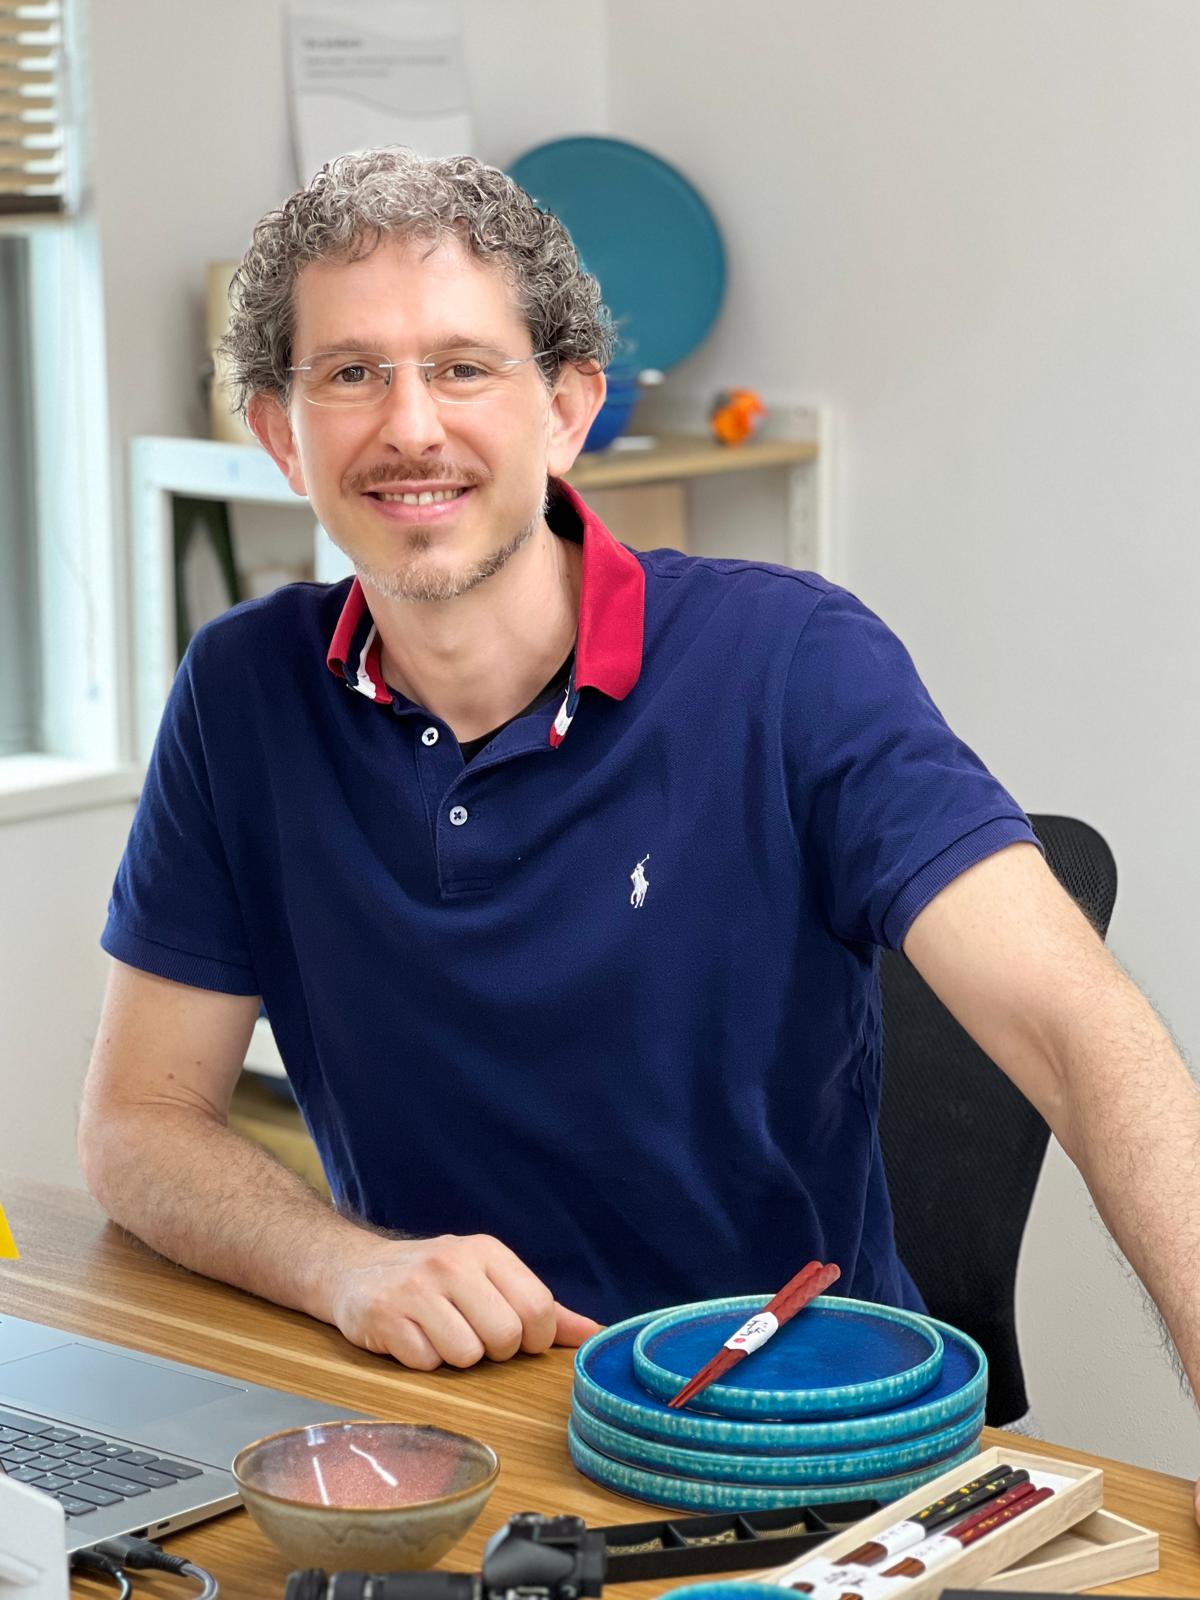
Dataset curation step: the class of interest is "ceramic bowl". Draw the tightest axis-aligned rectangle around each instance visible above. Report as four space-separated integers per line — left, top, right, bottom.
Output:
232 1419 499 1570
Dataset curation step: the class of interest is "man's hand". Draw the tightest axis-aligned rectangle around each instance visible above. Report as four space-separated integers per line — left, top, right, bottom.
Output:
328 1232 602 1369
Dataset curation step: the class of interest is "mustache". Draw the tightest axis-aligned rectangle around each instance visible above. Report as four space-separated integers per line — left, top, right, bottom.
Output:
345 460 490 493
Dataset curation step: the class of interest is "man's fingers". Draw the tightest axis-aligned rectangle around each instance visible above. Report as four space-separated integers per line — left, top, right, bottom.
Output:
553 1303 604 1347
400 1290 487 1369
379 1316 443 1372
331 1234 590 1368
448 1274 528 1362
482 1247 559 1354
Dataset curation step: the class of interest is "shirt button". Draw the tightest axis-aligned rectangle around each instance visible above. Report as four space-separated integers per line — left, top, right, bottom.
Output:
421 727 439 746
449 805 469 826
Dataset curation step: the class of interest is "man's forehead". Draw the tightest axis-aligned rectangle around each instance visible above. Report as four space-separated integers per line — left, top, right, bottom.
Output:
291 231 525 345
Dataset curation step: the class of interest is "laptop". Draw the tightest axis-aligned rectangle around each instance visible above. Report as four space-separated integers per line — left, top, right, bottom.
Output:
0 1313 366 1552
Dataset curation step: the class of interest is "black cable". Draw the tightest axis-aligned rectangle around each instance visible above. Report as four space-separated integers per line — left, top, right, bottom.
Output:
69 1548 133 1600
73 1536 219 1600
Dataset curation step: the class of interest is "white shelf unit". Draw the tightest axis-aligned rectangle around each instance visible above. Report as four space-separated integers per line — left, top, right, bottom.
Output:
130 419 831 764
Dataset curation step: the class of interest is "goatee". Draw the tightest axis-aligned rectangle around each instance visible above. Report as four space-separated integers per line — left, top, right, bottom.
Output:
348 504 544 603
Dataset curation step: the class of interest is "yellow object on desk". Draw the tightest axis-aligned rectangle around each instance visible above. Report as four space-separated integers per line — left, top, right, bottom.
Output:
0 1196 17 1258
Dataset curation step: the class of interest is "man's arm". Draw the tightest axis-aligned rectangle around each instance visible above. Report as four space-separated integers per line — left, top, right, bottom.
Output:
902 841 1200 1398
78 961 599 1368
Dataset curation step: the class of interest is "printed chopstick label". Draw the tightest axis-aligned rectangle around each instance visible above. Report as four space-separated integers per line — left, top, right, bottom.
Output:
852 1522 926 1559
724 1310 779 1351
784 1526 925 1593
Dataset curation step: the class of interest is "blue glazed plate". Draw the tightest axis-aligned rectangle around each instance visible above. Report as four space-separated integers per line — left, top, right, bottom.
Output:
567 1420 983 1512
508 136 726 374
573 1310 986 1451
570 1396 986 1486
666 1589 791 1600
634 1297 943 1419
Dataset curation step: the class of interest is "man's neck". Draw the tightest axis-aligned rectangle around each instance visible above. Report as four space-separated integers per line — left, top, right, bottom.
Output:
374 518 581 743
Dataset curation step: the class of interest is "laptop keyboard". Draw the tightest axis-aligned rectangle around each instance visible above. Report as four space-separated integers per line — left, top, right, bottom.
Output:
0 1406 204 1520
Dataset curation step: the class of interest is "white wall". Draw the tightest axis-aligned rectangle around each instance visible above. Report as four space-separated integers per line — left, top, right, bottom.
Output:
7 0 1199 1480
604 0 1200 1475
0 801 134 1183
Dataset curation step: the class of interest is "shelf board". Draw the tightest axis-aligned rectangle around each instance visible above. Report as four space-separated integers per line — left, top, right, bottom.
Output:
567 433 817 490
132 433 817 502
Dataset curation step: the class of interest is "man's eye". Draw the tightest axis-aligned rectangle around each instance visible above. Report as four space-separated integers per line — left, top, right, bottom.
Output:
445 362 488 381
333 364 371 385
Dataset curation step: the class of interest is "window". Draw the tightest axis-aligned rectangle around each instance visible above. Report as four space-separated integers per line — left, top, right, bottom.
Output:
0 0 134 809
0 0 62 759
0 234 40 754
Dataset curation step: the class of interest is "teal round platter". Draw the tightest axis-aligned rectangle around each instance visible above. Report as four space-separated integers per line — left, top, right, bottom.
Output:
507 136 725 373
566 1420 982 1512
663 1588 788 1600
573 1310 986 1451
569 1396 985 1486
633 1297 943 1419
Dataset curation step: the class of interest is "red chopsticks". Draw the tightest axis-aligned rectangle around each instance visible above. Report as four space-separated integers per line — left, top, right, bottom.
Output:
667 1259 841 1409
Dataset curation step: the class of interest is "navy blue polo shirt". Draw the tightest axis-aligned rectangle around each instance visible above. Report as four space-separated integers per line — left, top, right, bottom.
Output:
103 482 1037 1324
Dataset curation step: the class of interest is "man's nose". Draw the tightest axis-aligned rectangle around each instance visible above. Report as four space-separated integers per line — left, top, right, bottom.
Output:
374 364 448 454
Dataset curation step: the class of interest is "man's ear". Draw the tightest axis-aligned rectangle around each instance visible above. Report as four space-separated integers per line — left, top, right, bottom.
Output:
546 365 607 478
246 392 308 496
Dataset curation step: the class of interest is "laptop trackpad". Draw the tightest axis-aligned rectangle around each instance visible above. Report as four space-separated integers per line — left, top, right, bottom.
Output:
0 1344 243 1429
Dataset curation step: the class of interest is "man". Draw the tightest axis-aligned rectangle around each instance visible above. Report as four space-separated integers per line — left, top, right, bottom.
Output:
80 151 1200 1454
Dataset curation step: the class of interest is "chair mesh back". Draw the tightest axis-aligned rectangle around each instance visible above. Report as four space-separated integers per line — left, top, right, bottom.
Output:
878 816 1117 1425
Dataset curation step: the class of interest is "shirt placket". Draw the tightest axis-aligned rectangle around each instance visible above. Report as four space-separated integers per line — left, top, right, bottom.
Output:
398 702 551 900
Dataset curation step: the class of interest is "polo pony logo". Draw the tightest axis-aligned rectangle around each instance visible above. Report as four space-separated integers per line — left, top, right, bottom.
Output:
630 854 651 909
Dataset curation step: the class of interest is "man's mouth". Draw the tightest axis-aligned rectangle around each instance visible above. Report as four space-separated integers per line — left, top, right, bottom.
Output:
370 486 470 506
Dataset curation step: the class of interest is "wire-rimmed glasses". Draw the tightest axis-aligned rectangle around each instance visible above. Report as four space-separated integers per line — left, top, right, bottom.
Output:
287 346 553 408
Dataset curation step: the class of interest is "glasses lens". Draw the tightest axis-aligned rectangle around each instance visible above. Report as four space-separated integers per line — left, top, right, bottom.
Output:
295 354 392 407
426 347 527 404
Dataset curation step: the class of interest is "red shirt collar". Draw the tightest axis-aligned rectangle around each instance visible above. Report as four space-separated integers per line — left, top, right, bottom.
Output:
326 479 645 730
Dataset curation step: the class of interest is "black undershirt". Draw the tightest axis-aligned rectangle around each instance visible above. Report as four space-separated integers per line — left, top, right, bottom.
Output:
458 648 575 763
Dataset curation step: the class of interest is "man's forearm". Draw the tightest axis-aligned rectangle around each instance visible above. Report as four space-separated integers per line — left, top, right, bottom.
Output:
79 1103 384 1324
1049 964 1200 1397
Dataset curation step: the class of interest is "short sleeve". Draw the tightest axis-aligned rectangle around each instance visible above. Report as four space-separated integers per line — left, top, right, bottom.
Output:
101 648 259 995
783 587 1039 950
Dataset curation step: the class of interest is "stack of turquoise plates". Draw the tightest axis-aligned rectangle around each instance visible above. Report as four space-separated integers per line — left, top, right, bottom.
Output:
568 1295 988 1513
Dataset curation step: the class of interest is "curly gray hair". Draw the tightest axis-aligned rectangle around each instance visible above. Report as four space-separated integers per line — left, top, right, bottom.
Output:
219 146 615 415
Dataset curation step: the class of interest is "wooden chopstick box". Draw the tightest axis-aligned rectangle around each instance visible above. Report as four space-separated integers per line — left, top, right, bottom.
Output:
763 1446 1157 1600
978 1506 1159 1592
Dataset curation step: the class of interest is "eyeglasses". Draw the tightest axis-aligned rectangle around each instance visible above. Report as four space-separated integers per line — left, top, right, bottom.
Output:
287 346 552 408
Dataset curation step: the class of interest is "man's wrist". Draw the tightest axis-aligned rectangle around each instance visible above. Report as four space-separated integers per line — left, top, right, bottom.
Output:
294 1211 403 1324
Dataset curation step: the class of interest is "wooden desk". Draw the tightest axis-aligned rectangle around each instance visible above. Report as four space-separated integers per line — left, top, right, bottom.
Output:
2 1178 1197 1599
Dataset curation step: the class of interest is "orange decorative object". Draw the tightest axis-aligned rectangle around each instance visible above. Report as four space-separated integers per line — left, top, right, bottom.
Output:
709 387 766 446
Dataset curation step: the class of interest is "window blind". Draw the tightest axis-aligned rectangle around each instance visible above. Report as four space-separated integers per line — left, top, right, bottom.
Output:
0 1 64 216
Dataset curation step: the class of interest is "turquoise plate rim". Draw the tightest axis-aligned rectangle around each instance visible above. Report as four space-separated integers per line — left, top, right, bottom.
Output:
573 1309 987 1449
567 1419 983 1511
633 1296 944 1419
507 134 726 372
570 1395 987 1485
664 1589 793 1600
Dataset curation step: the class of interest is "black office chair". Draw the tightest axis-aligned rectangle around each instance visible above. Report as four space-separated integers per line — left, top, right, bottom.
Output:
878 815 1117 1427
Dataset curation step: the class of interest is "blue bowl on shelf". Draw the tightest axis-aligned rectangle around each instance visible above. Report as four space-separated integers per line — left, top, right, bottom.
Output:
584 368 640 452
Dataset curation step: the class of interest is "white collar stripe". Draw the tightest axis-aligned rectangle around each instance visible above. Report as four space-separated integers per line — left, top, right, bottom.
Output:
354 623 379 699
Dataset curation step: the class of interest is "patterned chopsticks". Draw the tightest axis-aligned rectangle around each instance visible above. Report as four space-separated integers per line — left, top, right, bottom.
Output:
668 1259 842 1409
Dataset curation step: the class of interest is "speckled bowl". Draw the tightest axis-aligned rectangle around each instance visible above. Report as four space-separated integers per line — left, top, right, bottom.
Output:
232 1420 499 1570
